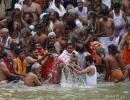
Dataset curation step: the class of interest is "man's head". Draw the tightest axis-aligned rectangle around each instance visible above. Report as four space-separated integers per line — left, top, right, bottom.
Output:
48 32 56 43
96 48 106 58
70 51 79 63
19 51 26 59
21 28 31 38
31 62 41 75
55 0 61 8
113 2 121 13
102 9 109 20
3 52 13 62
76 42 85 53
108 44 119 55
77 0 84 9
66 42 74 54
0 28 9 38
85 55 94 65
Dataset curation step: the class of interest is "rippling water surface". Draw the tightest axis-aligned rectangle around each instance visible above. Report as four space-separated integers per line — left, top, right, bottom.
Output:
0 81 130 100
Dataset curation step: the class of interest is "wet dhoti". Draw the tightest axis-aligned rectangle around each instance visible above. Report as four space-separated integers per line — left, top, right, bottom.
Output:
110 69 123 81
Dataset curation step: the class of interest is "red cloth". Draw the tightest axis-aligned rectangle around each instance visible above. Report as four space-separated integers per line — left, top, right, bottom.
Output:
52 58 63 72
4 60 15 74
41 57 53 79
38 48 45 56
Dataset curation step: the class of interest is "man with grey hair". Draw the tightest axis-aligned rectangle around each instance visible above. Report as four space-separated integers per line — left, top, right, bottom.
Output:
0 28 12 53
24 62 42 86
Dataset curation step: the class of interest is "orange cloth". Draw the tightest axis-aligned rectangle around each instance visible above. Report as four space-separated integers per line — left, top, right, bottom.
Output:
110 69 123 81
16 57 27 76
123 48 130 65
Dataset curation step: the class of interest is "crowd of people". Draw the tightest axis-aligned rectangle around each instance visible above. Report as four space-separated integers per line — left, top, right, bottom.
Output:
0 0 130 87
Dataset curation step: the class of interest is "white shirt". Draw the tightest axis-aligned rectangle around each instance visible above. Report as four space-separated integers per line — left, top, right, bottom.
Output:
85 65 97 85
74 7 88 16
49 3 66 17
102 0 111 9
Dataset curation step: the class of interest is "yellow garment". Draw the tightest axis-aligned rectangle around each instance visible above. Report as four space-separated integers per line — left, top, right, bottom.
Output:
110 69 123 81
16 57 27 76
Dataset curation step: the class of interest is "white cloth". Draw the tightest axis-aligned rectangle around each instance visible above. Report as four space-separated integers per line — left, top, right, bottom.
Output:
113 10 125 28
15 3 22 10
99 37 117 51
75 19 83 29
102 0 111 9
49 3 66 17
58 50 72 64
85 65 97 85
74 7 87 16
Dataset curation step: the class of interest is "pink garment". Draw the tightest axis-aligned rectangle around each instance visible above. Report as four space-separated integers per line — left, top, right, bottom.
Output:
58 50 71 64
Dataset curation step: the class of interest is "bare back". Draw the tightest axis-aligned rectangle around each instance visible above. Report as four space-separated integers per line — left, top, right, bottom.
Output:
105 54 121 71
24 72 41 86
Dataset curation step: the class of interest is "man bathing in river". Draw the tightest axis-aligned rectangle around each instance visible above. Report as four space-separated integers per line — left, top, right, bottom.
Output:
97 44 130 82
24 62 42 87
70 55 97 85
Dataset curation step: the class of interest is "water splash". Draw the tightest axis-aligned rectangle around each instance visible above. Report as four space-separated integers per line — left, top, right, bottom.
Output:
60 67 86 88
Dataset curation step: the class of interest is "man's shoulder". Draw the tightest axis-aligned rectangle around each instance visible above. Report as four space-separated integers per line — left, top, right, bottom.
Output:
28 72 37 77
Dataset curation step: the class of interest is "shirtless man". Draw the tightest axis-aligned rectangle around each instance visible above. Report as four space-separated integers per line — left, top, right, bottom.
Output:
32 24 47 48
24 62 41 86
0 53 19 83
96 9 115 50
122 0 130 27
22 0 41 24
104 44 125 82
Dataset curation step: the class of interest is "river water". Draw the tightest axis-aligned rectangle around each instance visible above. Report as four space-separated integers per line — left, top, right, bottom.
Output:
0 81 130 100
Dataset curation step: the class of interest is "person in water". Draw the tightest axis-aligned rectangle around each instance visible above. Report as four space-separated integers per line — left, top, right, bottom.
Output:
0 52 20 83
104 44 124 82
70 55 97 85
24 62 42 87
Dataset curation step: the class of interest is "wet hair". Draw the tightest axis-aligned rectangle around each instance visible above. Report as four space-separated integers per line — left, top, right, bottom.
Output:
102 8 109 16
113 2 121 9
108 44 119 55
85 55 94 64
76 42 85 53
34 24 43 31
